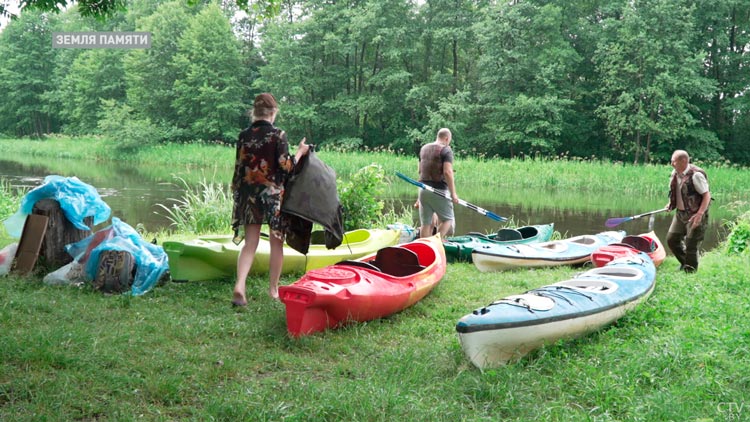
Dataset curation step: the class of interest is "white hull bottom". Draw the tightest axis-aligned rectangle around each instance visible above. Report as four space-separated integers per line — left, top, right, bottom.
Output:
457 290 653 369
473 255 589 272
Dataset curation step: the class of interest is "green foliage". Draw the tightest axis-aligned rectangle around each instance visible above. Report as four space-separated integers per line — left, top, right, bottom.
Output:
0 9 58 137
123 1 192 127
725 220 750 255
321 137 365 153
255 0 420 147
15 0 282 20
416 91 473 152
155 176 232 235
21 0 126 19
0 180 22 247
593 0 718 164
57 49 127 134
485 94 571 156
0 180 22 222
3 0 750 165
338 164 386 231
724 202 750 255
171 4 245 142
97 99 163 151
474 2 580 158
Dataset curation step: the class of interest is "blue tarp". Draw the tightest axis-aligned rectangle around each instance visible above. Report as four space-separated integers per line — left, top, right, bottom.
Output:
66 217 169 296
3 175 111 238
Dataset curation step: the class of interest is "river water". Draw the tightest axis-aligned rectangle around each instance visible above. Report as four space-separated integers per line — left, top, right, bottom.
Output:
0 157 727 253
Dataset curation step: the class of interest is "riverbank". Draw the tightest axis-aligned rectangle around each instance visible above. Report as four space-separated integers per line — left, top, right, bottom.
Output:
2 135 750 202
2 136 750 244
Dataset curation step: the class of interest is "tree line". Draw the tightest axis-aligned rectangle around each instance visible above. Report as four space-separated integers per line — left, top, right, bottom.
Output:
0 0 748 164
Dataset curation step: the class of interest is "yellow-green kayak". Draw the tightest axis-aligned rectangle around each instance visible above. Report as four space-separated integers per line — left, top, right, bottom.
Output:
163 229 400 282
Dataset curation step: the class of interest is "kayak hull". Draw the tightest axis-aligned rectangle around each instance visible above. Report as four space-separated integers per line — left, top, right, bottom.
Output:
457 252 656 368
279 235 446 337
471 231 625 272
443 223 554 262
163 229 400 282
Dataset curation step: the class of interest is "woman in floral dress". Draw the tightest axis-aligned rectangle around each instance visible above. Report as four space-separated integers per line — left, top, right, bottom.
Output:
231 93 309 304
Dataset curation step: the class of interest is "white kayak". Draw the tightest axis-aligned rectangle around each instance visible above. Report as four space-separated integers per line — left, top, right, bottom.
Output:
471 231 625 272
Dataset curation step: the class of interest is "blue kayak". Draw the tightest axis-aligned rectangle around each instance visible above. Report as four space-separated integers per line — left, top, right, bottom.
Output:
456 252 656 368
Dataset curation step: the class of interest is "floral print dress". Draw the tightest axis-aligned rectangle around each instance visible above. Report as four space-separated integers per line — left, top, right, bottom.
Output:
231 120 295 243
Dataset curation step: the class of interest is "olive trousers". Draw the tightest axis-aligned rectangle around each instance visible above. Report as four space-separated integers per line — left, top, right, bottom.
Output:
666 210 708 271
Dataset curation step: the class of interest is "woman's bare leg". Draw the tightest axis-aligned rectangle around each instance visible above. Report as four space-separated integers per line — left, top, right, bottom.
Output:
268 230 284 300
233 224 261 304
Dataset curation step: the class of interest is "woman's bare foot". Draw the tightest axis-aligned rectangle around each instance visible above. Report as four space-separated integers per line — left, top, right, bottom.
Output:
269 286 279 301
232 291 247 307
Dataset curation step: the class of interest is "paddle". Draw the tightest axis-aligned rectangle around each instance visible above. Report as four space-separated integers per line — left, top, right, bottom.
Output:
395 172 507 222
604 207 669 228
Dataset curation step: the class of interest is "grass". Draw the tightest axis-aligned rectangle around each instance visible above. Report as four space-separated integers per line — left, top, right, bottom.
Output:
1 249 749 421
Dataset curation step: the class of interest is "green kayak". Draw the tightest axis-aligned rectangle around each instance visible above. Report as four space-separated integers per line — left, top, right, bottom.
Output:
163 228 400 282
443 223 555 262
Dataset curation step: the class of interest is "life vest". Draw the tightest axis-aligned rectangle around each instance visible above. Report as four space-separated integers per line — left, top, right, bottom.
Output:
669 164 708 214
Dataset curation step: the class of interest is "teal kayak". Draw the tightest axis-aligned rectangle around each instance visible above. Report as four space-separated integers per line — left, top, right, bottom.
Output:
443 223 554 262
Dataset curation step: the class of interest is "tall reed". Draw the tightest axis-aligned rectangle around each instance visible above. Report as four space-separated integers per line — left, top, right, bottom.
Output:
155 176 232 234
0 179 21 222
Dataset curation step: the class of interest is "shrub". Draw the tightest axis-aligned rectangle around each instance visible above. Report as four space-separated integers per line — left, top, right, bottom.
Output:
98 99 163 152
338 164 386 231
156 165 394 235
320 137 363 153
725 217 750 255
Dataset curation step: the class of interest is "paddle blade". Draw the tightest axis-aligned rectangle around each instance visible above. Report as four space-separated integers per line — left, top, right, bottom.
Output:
604 217 629 228
486 211 507 222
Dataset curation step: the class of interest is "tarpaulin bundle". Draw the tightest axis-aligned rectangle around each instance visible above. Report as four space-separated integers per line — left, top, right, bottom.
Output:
66 217 169 296
3 175 111 238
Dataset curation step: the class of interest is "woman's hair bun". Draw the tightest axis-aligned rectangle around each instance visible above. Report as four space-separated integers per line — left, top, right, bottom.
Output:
253 93 278 118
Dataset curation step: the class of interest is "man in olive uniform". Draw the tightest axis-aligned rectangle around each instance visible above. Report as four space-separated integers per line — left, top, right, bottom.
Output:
665 150 711 273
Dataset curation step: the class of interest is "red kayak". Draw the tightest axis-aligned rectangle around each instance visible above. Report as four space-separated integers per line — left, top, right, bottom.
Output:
279 235 446 337
591 231 666 267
